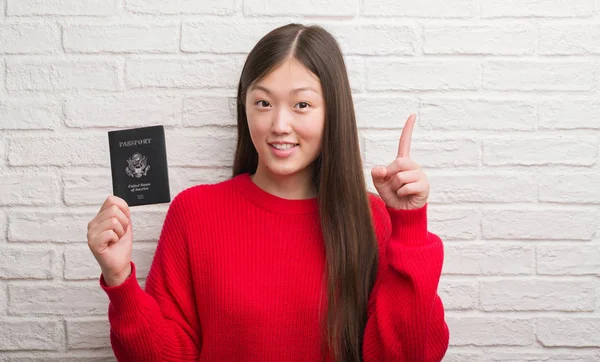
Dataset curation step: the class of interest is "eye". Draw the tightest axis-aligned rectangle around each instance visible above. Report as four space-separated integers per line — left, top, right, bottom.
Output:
295 102 310 109
255 100 271 108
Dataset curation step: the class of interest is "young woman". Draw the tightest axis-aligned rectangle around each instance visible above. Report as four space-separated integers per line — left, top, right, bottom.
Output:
87 23 449 361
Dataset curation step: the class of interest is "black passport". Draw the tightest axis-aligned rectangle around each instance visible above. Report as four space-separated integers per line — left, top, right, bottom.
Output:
108 125 171 207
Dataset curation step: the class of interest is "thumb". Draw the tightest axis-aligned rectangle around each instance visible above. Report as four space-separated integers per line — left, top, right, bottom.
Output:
371 166 387 186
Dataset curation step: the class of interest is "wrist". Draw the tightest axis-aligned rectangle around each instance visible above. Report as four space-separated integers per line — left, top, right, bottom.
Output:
102 263 132 287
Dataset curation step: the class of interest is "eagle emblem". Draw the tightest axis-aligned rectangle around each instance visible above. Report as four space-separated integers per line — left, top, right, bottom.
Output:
126 152 150 178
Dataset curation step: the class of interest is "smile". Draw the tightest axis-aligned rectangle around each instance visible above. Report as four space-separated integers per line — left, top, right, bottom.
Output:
270 143 297 150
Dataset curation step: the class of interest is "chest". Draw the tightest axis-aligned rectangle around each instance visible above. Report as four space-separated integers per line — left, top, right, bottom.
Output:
189 212 328 329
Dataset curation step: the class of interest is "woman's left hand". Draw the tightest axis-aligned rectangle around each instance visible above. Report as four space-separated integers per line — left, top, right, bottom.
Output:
371 114 429 210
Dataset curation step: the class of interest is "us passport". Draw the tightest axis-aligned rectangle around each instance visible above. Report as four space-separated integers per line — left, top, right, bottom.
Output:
108 125 171 207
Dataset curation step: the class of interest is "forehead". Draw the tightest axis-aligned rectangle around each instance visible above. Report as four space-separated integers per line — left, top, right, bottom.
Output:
250 58 322 93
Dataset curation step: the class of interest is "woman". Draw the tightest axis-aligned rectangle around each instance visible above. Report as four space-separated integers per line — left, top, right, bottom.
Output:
87 23 449 361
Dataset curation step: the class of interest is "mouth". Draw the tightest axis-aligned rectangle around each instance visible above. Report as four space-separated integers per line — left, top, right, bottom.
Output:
269 142 299 151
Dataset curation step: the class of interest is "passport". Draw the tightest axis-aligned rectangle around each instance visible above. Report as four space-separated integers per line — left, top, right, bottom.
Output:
108 125 171 207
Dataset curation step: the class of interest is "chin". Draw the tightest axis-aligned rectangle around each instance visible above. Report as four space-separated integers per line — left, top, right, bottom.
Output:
264 160 314 178
266 165 304 177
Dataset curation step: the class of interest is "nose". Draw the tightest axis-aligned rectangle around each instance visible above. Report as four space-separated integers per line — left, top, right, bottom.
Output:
271 107 293 134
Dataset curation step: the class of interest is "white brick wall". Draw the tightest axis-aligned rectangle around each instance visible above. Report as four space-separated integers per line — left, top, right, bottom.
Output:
0 0 599 360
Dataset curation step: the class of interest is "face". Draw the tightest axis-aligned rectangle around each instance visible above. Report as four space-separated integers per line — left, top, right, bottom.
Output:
245 57 326 180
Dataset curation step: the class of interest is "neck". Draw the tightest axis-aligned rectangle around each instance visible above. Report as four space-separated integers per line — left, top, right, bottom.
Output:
251 164 317 200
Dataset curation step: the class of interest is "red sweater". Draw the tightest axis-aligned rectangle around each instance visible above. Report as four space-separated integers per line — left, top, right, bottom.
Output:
100 173 449 361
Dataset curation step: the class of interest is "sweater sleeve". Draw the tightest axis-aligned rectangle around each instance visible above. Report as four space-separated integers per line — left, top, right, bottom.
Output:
362 203 449 362
99 192 202 361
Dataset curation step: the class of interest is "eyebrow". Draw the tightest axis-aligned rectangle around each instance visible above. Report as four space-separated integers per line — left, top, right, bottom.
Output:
251 85 320 95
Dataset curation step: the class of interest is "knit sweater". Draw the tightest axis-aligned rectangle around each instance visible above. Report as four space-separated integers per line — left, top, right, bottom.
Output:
99 173 449 361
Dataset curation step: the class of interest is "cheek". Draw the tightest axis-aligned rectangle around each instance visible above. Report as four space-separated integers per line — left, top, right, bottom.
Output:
305 114 325 143
246 111 267 138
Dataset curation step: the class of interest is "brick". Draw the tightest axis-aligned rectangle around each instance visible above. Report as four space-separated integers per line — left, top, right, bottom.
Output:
6 60 119 91
0 210 6 243
442 352 483 362
539 173 600 203
126 0 236 15
437 277 477 310
367 60 479 91
65 96 181 128
362 0 475 17
428 207 479 240
537 245 600 275
63 246 105 281
0 283 6 314
487 352 599 361
244 0 356 17
0 172 59 205
482 208 597 240
169 168 231 196
428 172 536 203
64 243 156 280
168 129 236 167
66 318 110 349
540 24 600 54
597 277 600 311
354 96 418 129
182 21 283 53
325 23 416 55
64 24 179 54
126 57 243 89
443 244 533 275
8 283 107 315
183 21 417 57
447 316 534 346
0 98 62 130
345 56 365 92
0 318 62 350
0 24 59 54
363 133 479 169
424 25 535 55
420 98 535 131
539 99 600 129
8 136 107 166
0 248 54 279
0 59 4 93
480 279 593 311
483 136 598 166
8 211 93 243
480 0 594 18
537 317 600 347
483 61 595 91
183 96 236 127
62 170 112 206
130 210 167 241
7 0 117 16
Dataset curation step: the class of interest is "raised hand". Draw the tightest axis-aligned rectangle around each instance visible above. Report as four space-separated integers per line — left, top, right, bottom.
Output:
87 195 133 286
371 114 429 210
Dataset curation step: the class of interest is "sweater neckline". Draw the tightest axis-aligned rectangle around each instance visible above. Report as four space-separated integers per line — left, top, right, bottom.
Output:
232 173 319 215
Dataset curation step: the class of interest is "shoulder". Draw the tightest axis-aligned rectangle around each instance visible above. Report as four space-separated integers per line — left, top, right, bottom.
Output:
167 176 237 214
367 192 392 242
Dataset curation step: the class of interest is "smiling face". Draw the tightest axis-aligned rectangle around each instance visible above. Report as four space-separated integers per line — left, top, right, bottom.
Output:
245 57 326 183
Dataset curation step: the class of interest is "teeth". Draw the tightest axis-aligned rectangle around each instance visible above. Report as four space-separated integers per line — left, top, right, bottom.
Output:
272 143 295 150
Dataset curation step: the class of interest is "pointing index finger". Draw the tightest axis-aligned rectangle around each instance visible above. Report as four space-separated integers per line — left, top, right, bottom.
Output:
397 114 416 158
